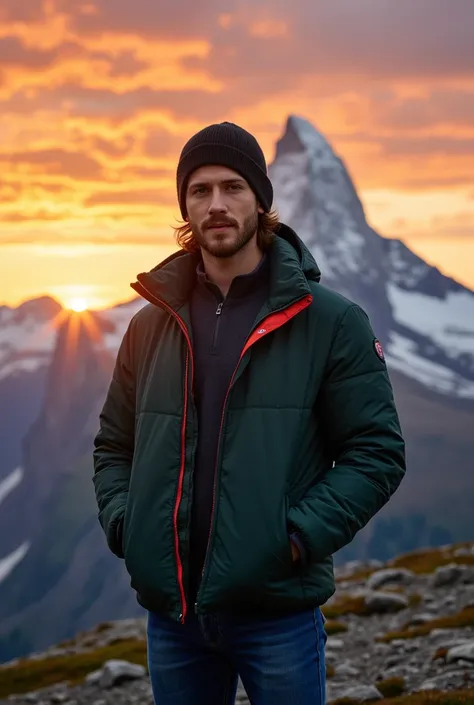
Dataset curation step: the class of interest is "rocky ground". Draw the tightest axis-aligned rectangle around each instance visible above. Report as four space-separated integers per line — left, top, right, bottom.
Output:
0 542 473 704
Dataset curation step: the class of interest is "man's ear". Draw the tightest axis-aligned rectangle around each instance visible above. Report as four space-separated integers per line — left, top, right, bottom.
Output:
257 204 265 214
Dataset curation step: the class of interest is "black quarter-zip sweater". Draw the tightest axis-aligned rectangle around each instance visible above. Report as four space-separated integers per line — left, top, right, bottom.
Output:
188 253 270 604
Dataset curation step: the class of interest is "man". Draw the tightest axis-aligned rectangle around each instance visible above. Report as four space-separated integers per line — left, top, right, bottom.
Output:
93 121 406 704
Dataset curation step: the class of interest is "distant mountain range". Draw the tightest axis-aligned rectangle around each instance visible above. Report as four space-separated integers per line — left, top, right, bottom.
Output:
0 114 473 663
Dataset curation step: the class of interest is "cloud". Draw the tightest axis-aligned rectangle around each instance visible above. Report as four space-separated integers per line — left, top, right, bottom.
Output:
0 0 45 22
54 0 474 81
0 148 104 180
0 36 60 69
85 188 173 207
0 0 473 259
405 212 474 240
0 210 67 223
369 90 474 131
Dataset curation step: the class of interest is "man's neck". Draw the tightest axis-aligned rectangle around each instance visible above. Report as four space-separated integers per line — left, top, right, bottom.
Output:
201 241 263 298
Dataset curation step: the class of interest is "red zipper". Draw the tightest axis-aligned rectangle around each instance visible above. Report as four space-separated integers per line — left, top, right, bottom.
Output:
196 294 313 601
134 282 192 624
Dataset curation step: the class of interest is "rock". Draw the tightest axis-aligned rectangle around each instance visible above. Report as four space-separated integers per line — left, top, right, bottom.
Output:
366 568 415 591
327 638 345 649
446 640 474 663
404 613 436 626
364 590 409 613
385 655 402 669
84 669 103 685
333 684 383 702
335 662 360 677
99 659 147 688
418 680 438 691
430 564 464 587
433 637 472 652
454 546 474 557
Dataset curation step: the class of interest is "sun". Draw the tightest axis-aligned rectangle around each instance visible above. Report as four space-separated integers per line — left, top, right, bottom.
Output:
66 297 88 313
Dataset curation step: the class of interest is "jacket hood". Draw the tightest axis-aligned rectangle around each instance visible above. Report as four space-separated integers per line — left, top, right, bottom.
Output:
275 223 321 284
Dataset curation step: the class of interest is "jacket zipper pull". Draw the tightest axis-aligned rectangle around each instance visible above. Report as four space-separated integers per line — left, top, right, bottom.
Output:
216 302 223 315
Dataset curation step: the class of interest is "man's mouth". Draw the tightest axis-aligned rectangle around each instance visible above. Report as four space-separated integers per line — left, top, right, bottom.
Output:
207 223 233 229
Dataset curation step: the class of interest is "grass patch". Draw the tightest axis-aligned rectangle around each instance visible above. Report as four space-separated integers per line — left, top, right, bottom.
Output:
325 619 349 635
323 592 415 619
388 544 474 575
377 676 406 698
323 596 369 619
336 567 373 583
337 543 474 585
332 691 474 705
0 637 147 698
326 664 336 678
377 605 474 643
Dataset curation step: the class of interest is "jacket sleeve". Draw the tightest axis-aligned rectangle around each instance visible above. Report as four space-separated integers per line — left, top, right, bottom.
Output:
93 319 136 559
287 304 406 563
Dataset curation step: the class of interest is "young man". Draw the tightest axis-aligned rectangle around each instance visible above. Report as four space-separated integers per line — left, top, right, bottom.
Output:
93 122 406 704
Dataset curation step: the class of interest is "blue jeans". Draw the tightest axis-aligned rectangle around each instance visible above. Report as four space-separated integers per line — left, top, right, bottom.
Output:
146 607 327 704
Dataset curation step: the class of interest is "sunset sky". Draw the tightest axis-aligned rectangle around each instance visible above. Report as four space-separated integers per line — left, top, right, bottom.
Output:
0 0 473 311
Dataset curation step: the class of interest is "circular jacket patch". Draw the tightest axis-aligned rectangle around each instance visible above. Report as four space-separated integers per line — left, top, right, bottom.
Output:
374 338 385 361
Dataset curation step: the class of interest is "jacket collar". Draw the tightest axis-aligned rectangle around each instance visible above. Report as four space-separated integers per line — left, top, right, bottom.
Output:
131 223 316 314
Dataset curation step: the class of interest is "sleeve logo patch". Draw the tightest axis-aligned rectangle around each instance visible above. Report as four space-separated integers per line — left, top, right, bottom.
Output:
374 338 385 361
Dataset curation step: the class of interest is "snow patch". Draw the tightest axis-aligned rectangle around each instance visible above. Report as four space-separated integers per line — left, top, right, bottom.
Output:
0 467 23 507
0 316 57 360
386 333 474 399
0 357 46 382
97 297 145 353
0 542 30 585
387 283 474 357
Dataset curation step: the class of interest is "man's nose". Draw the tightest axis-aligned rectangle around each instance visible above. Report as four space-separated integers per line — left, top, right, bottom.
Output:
208 187 227 213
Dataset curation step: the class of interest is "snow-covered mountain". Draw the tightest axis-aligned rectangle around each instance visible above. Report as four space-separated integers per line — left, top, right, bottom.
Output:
270 115 474 400
0 297 144 590
0 114 473 662
0 296 61 483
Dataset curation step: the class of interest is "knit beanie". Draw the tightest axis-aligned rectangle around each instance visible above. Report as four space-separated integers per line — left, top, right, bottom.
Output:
176 122 273 219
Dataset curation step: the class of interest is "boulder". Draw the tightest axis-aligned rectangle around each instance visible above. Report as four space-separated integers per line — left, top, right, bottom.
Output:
430 564 464 587
446 640 474 664
364 591 409 613
99 659 147 688
367 568 415 591
332 684 383 702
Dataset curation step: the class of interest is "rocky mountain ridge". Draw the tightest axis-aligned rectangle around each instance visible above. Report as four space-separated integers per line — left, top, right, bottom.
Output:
0 542 473 704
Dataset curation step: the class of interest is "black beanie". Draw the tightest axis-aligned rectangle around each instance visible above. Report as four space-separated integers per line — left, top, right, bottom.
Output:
176 122 273 218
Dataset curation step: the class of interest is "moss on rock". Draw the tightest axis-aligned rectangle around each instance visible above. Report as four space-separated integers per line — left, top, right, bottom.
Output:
377 605 474 642
0 637 147 698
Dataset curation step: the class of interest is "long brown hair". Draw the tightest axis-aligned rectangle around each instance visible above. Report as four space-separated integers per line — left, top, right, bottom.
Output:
173 208 281 253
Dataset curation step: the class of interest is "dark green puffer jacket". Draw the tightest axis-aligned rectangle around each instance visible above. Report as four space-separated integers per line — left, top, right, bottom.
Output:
93 224 405 623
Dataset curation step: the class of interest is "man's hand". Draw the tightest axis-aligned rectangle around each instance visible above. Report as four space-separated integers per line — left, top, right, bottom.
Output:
290 538 301 563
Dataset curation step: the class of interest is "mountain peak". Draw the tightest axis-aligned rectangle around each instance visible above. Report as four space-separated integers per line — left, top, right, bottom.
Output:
274 114 335 166
288 114 332 150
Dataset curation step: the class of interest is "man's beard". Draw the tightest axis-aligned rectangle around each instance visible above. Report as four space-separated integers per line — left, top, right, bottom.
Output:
192 211 258 258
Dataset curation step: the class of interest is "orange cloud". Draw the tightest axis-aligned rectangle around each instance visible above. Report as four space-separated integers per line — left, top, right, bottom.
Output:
0 147 104 179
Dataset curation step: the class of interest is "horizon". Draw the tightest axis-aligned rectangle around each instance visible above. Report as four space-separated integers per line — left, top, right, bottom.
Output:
0 2 473 309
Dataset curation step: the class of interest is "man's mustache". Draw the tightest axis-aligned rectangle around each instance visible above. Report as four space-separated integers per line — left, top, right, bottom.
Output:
203 218 238 229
